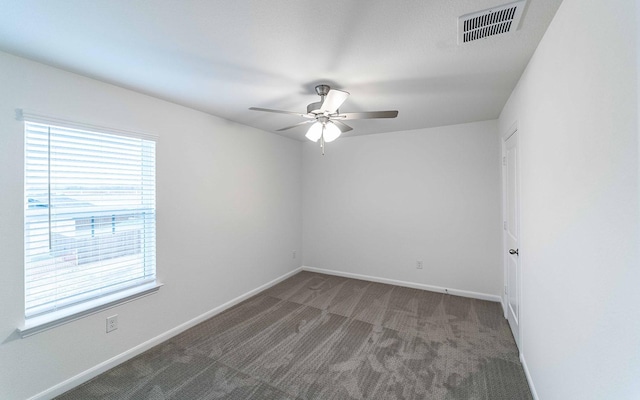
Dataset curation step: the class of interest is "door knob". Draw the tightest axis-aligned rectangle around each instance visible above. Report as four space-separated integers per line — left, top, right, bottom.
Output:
509 249 519 256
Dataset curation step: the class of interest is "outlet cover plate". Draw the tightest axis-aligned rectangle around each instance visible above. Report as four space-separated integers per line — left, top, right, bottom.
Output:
106 315 118 333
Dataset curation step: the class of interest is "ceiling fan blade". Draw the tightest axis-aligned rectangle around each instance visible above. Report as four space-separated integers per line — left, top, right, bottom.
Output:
332 120 353 133
320 89 350 114
276 120 314 131
336 110 398 119
249 107 313 118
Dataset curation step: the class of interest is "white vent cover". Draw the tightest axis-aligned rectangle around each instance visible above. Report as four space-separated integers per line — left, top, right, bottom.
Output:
458 0 526 44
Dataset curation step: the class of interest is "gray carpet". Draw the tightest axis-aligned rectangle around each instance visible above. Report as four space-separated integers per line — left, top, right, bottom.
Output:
57 271 532 399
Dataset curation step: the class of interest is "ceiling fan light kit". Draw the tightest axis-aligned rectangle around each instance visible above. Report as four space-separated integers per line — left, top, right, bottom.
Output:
250 84 398 154
305 122 323 142
305 120 341 143
320 122 341 142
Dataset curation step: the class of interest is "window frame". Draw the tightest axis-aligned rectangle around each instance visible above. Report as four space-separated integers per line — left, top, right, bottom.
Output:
17 110 161 338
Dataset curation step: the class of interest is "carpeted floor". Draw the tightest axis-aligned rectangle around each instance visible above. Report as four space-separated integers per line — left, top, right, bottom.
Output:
57 271 532 399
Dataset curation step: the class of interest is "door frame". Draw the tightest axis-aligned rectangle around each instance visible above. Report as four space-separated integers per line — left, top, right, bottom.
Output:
502 121 522 349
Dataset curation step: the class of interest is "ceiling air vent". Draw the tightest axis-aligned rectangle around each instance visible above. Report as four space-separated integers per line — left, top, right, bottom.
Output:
458 0 526 44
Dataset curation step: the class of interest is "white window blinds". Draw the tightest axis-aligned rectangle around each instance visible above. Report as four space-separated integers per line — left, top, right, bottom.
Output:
24 119 156 319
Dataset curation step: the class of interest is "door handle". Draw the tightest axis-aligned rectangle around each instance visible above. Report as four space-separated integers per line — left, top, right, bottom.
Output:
509 249 519 256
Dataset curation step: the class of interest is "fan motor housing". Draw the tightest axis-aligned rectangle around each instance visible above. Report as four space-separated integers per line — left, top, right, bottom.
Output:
307 101 323 114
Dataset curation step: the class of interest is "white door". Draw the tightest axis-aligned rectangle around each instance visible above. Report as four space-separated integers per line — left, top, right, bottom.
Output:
504 130 521 348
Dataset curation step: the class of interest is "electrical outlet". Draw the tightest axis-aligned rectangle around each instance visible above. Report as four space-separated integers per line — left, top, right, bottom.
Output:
416 261 423 269
106 315 118 333
292 250 296 259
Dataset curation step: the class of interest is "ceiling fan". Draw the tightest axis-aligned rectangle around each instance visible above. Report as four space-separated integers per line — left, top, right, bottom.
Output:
249 84 398 154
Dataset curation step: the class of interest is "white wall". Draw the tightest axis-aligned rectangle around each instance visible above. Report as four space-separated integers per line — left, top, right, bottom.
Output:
0 51 302 399
302 121 503 297
498 0 640 398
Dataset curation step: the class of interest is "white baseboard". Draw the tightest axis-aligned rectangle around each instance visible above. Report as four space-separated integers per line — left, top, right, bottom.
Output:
302 266 502 303
29 267 303 400
520 352 539 400
501 295 508 318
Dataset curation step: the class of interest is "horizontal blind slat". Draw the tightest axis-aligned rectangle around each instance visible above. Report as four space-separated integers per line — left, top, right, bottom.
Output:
27 266 155 296
26 278 155 318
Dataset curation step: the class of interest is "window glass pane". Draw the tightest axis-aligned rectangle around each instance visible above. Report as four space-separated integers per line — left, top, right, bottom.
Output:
24 121 156 319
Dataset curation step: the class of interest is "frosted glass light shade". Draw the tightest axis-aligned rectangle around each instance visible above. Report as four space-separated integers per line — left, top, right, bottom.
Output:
305 122 323 142
322 122 341 142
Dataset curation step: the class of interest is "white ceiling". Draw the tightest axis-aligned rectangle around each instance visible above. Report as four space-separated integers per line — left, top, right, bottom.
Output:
0 0 562 140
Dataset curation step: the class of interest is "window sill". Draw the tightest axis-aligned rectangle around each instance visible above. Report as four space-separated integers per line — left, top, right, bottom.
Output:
18 282 163 338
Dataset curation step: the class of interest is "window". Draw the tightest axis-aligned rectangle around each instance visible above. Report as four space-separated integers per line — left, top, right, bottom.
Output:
22 112 157 333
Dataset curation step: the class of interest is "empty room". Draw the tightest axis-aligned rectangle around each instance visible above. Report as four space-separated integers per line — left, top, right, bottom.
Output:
0 0 638 399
